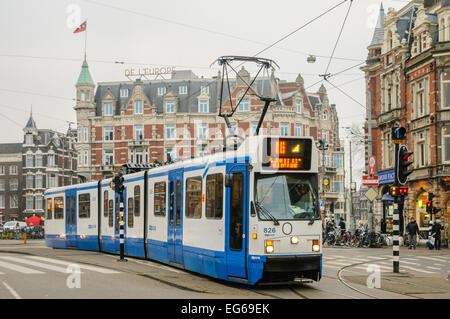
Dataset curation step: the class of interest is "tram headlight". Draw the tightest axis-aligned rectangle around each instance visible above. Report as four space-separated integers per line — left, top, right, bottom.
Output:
290 236 299 244
312 239 320 252
265 240 274 253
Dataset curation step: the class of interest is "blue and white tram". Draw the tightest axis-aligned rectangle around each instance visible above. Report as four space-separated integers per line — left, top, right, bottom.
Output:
44 136 322 284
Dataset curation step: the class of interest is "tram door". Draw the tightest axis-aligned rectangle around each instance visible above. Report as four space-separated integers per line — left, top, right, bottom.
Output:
114 190 127 253
226 166 248 279
65 190 77 248
168 170 184 264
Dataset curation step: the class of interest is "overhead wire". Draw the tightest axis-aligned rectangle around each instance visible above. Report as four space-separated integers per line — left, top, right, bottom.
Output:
323 0 354 77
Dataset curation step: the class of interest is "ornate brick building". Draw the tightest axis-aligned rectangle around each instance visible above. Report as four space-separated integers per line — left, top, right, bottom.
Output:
74 60 346 221
362 0 450 241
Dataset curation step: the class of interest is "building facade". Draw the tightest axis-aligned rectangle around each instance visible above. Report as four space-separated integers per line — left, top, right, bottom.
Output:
362 0 450 243
74 60 346 221
22 112 78 219
0 143 23 222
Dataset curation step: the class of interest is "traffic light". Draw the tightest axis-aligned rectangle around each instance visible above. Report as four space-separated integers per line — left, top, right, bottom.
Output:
111 174 125 194
426 201 432 214
390 186 408 197
392 127 406 141
433 207 442 215
397 145 413 185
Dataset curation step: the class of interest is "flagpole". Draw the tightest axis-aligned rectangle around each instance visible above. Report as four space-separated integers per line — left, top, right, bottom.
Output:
84 20 87 60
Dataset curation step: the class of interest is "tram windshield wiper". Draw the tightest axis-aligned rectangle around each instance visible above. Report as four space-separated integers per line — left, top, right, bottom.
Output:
255 201 280 226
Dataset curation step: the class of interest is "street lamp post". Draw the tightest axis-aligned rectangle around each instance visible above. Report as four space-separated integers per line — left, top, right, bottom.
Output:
317 139 329 220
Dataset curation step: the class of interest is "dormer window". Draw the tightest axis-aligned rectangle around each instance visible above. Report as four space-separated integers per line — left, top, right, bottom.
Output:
237 99 249 112
166 101 175 113
105 103 113 116
199 100 208 113
120 89 128 98
296 99 302 113
135 101 143 114
201 86 209 95
179 86 187 95
158 87 166 96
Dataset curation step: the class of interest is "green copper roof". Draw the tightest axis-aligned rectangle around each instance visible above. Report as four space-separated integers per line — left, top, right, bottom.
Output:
77 59 94 85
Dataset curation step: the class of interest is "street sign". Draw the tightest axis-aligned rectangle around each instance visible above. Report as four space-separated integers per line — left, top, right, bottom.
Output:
319 200 324 210
362 175 379 186
365 187 378 202
368 156 376 175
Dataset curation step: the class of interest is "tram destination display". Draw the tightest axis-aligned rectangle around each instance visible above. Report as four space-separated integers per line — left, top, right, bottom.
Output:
262 138 312 171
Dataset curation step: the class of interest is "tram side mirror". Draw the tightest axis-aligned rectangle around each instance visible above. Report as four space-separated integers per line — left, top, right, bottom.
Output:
225 174 233 188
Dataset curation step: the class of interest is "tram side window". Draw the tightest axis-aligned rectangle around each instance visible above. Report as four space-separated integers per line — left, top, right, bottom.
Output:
134 185 140 217
108 199 114 227
54 197 64 219
206 174 223 219
128 197 134 228
154 182 166 217
78 194 90 218
46 198 53 220
185 176 202 219
103 191 108 217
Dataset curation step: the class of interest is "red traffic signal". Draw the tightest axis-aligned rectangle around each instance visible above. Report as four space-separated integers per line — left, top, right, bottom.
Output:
397 145 413 185
390 186 408 197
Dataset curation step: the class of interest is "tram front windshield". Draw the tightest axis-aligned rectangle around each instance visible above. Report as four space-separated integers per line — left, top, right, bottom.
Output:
255 173 319 221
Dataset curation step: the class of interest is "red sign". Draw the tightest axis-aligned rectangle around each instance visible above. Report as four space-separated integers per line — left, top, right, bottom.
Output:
0 209 3 215
368 156 376 175
363 175 379 186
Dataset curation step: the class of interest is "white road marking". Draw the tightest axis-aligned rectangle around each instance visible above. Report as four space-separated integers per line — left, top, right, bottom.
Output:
416 256 449 263
2 281 21 299
27 256 120 274
0 260 44 274
425 266 442 271
384 260 420 266
0 256 70 273
401 265 436 274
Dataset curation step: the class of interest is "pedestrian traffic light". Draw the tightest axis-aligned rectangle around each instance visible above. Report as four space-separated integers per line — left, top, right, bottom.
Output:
392 127 406 141
396 145 413 185
112 174 125 194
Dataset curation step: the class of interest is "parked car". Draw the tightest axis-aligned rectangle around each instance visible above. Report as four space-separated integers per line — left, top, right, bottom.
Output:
3 221 27 232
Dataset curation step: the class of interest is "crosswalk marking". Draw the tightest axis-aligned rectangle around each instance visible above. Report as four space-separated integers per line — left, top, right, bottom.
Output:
27 256 120 274
0 256 72 273
0 260 44 274
416 256 449 263
401 265 435 274
425 266 441 271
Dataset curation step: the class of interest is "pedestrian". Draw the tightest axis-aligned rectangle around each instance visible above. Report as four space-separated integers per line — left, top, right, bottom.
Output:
405 217 419 249
432 219 443 250
338 217 346 234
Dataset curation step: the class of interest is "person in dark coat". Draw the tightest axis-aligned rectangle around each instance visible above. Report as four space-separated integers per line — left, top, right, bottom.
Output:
405 217 419 249
432 219 443 250
338 217 346 236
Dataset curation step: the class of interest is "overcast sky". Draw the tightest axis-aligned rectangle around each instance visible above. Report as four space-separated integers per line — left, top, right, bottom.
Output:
0 0 410 185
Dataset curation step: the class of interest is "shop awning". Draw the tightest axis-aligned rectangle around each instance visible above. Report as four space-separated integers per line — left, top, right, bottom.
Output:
381 193 394 201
